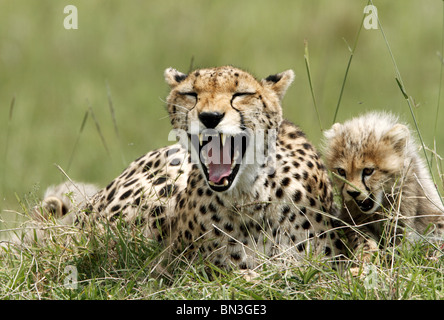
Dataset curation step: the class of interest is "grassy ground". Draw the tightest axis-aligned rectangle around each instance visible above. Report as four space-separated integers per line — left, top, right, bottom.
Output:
1 0 444 300
0 216 443 300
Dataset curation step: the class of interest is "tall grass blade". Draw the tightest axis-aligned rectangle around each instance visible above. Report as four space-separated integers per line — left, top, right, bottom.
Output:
106 81 126 165
332 9 366 124
88 100 110 157
378 10 429 164
2 95 15 193
67 109 89 172
304 40 322 131
187 55 195 74
106 81 119 139
375 0 442 204
432 2 444 170
434 7 444 137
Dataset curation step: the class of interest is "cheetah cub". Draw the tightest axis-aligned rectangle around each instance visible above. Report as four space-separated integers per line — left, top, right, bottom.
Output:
323 112 444 261
1 181 98 247
31 181 99 223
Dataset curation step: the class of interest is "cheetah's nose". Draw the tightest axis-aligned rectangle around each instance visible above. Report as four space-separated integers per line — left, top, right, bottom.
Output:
198 112 225 129
347 190 361 199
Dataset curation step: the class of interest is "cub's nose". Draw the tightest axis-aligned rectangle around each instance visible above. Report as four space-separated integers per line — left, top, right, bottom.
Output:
347 190 361 199
198 112 225 129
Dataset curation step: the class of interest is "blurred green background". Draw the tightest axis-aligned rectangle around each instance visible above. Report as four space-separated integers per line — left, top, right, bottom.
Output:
1 0 443 221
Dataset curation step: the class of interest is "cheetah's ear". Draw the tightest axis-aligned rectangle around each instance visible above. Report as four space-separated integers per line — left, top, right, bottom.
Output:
164 68 188 88
383 123 409 154
261 70 295 101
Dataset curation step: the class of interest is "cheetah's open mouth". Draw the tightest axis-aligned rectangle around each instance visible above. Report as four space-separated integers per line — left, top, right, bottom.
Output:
190 131 248 192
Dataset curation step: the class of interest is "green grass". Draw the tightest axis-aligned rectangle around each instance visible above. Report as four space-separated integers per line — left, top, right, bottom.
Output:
1 214 443 300
1 0 444 300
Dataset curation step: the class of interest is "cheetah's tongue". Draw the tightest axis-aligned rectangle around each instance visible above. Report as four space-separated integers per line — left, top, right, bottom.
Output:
207 139 232 184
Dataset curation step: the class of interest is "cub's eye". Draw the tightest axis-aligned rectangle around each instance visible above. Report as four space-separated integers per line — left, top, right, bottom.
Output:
336 168 346 177
363 168 374 176
179 92 198 99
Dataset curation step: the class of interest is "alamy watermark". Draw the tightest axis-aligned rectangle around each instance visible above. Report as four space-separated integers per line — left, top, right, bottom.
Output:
62 4 378 31
64 265 78 289
64 5 78 30
363 264 379 290
363 5 378 30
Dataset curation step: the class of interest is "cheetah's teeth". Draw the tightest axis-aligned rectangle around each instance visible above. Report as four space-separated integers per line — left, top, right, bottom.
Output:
199 134 204 146
208 178 229 187
220 133 226 147
233 149 240 162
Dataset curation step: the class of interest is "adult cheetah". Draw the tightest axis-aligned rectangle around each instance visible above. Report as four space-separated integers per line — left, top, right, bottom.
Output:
34 67 346 269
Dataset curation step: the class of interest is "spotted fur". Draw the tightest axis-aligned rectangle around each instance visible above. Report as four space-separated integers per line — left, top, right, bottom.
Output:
38 67 345 269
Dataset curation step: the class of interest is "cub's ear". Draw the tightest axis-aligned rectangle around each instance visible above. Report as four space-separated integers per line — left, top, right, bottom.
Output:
261 70 295 101
383 123 409 153
323 123 342 140
164 68 188 88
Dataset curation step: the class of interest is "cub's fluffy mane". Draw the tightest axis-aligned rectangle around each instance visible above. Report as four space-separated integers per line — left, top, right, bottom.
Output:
323 112 413 158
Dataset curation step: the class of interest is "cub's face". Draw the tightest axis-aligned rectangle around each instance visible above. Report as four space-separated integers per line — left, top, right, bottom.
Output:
164 66 294 192
324 120 409 214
